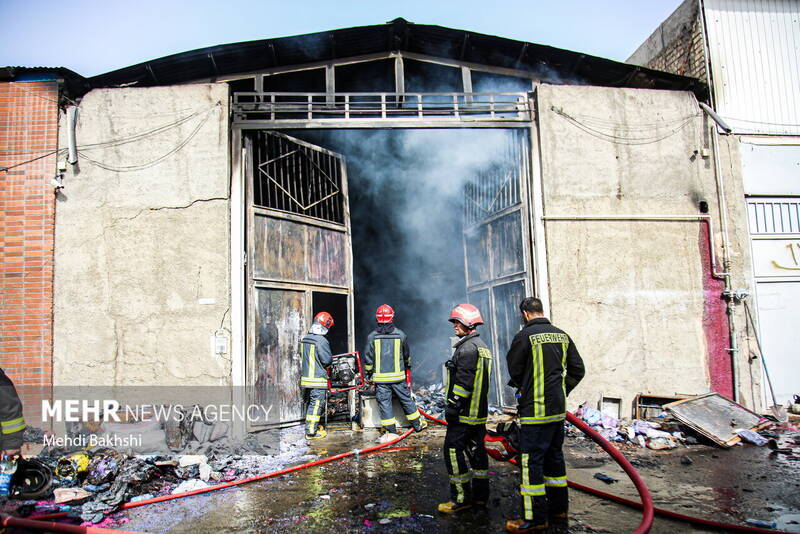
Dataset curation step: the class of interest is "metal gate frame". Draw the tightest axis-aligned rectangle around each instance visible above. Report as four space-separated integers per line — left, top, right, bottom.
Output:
229 92 549 437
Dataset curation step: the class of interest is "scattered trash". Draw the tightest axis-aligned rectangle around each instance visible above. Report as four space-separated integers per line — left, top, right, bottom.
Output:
129 493 154 503
745 518 777 529
319 494 331 500
171 479 210 494
379 518 392 525
55 452 90 480
53 487 92 504
593 473 618 484
680 456 693 465
737 429 769 446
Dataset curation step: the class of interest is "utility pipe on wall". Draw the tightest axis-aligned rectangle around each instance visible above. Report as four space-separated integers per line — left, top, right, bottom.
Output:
66 106 78 165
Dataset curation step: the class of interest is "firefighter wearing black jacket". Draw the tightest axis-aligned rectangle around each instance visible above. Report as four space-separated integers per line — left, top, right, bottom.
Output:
299 312 335 440
362 304 426 434
505 297 584 534
438 303 493 514
0 369 26 457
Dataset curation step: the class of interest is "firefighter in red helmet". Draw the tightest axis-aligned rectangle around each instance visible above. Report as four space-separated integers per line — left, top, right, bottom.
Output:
438 303 493 514
299 311 334 439
363 305 426 434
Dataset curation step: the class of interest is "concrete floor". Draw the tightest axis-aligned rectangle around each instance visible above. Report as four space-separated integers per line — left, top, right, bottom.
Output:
122 424 800 533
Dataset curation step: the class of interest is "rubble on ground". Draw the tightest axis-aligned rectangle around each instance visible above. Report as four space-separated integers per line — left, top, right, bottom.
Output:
413 383 503 418
2 425 315 524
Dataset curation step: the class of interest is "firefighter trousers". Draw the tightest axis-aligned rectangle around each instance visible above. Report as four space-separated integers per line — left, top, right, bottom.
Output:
443 422 489 504
303 388 327 435
375 382 422 432
518 420 568 524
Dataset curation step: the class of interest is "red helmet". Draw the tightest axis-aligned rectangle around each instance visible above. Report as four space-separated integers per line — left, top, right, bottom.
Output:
314 311 334 329
448 304 484 329
376 304 394 324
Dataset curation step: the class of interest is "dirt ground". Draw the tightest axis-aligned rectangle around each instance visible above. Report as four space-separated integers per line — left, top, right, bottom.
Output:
116 421 800 534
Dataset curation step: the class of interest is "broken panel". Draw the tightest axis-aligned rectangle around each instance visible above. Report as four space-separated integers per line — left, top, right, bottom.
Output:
490 212 525 278
253 289 305 426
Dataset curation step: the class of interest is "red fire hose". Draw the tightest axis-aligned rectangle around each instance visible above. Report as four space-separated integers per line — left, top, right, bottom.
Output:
419 408 792 534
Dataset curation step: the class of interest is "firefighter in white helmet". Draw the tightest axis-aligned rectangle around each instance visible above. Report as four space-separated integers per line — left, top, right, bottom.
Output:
438 303 493 514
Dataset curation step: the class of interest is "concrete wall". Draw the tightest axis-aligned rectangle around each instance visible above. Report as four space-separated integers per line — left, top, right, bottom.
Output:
534 84 760 415
627 0 707 82
54 84 231 387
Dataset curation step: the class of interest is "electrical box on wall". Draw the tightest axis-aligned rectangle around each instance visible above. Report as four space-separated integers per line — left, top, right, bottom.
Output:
210 330 229 356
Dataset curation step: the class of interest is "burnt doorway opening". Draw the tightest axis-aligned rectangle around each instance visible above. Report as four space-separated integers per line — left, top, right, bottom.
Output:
283 128 533 407
312 292 348 355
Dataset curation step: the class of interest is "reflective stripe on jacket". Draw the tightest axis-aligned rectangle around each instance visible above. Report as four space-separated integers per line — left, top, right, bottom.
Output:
445 332 493 425
0 369 25 449
299 333 332 388
363 325 409 384
505 318 585 425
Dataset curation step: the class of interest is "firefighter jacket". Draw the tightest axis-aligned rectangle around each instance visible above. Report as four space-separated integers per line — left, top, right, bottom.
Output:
0 369 26 449
299 333 333 389
506 317 585 425
363 324 410 383
445 332 493 425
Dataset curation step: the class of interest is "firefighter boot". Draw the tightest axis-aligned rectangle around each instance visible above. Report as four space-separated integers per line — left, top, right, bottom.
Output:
437 501 472 514
413 419 428 432
547 513 568 534
505 519 548 533
306 426 328 440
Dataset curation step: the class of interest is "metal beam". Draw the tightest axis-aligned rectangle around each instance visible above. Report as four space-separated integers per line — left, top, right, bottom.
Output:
233 119 531 129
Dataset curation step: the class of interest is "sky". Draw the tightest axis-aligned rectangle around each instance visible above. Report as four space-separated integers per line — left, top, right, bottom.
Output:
0 1 684 78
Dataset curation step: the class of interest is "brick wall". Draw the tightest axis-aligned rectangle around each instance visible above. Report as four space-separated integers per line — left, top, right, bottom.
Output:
0 80 59 429
641 6 708 81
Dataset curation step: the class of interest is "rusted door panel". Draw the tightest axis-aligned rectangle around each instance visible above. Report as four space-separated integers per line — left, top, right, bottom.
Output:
247 130 353 429
253 288 305 425
491 212 524 277
253 216 307 281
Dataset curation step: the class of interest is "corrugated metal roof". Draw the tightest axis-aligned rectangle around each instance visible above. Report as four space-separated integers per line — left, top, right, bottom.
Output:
0 66 89 98
87 18 706 99
704 0 800 135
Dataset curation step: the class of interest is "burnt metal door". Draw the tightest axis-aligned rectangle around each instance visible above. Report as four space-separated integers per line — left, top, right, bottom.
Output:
246 131 354 429
463 130 533 408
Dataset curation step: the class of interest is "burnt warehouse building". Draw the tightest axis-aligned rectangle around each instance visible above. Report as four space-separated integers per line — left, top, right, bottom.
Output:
1 18 763 437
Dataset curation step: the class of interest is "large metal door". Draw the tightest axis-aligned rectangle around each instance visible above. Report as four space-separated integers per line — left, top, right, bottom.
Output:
463 131 533 408
246 131 353 429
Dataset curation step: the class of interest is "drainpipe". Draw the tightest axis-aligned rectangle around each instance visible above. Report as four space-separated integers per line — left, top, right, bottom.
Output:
702 104 739 402
66 105 78 165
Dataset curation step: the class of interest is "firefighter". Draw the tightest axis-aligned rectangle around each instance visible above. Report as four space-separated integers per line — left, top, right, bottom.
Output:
300 311 335 439
437 303 492 514
0 369 26 457
504 297 585 534
363 304 426 434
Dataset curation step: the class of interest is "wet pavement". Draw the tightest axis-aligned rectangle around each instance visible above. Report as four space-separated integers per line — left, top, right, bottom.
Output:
121 424 800 533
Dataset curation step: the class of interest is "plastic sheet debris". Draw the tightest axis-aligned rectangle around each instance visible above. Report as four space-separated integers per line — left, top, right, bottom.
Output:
737 429 769 446
171 479 210 494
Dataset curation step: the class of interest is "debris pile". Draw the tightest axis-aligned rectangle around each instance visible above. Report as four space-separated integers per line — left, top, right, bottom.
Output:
572 402 693 450
4 426 314 524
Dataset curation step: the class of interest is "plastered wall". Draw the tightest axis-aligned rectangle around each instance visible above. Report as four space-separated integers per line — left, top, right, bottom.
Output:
534 84 760 415
53 84 231 387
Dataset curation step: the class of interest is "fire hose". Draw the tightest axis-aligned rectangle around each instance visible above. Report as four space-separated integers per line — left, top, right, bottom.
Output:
418 408 792 534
